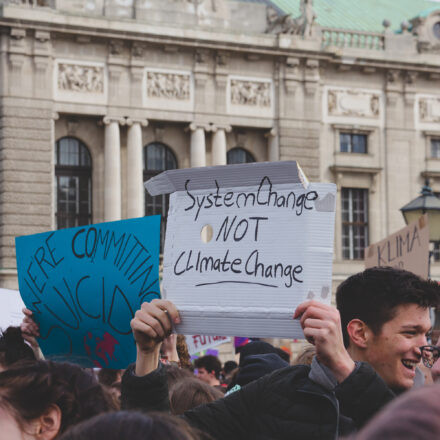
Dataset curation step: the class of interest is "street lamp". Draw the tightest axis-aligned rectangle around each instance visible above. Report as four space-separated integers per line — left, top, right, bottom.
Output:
400 180 440 242
400 179 440 342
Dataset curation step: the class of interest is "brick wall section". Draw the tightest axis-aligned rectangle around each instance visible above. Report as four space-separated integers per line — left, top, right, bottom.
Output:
278 121 320 181
0 103 53 272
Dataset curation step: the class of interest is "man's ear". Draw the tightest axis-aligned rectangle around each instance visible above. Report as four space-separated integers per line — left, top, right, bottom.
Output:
36 404 62 440
346 319 370 349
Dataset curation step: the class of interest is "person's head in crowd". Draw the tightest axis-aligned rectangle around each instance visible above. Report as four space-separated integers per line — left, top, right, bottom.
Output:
354 384 440 440
420 343 440 383
0 326 36 372
336 266 439 392
0 360 115 439
238 341 278 366
58 411 209 440
170 378 223 415
97 369 123 406
194 355 221 387
222 341 289 392
235 353 288 387
222 360 238 376
97 369 122 387
220 360 237 384
292 345 316 366
164 363 193 394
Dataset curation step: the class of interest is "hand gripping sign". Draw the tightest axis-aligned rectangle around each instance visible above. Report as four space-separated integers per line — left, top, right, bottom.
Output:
146 161 336 339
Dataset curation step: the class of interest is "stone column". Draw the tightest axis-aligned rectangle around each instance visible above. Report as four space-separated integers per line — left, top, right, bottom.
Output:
189 123 207 168
103 117 124 221
126 118 148 218
267 128 280 162
211 125 231 166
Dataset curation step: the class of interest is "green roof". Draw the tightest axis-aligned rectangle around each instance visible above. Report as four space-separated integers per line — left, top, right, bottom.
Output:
270 0 440 32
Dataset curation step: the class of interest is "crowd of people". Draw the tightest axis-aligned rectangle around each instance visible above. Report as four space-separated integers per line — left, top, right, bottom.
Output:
0 266 439 439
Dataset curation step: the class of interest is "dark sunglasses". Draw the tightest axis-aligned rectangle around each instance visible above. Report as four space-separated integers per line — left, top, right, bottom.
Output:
419 345 440 368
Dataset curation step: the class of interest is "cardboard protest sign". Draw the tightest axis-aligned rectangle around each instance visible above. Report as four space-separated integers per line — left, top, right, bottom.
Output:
185 335 231 355
0 288 25 330
365 214 429 278
145 161 336 338
15 216 160 368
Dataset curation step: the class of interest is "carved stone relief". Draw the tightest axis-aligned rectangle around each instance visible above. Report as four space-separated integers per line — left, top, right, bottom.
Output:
419 97 440 123
146 71 191 100
57 63 104 94
230 79 271 107
327 89 380 118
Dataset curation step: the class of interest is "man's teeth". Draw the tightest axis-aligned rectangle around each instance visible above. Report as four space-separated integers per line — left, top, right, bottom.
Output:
402 360 418 369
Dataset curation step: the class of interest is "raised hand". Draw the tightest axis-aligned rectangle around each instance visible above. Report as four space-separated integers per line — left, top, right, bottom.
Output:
20 307 40 349
294 300 355 383
130 299 180 375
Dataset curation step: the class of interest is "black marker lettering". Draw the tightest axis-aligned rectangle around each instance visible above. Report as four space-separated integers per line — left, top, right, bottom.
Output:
184 179 196 212
72 229 85 259
249 217 268 241
46 232 64 266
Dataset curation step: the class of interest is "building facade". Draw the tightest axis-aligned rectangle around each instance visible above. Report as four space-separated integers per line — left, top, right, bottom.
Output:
2 0 440 300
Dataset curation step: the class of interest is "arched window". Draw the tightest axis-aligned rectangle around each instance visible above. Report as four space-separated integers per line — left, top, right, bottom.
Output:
143 142 178 251
55 137 92 229
227 147 255 165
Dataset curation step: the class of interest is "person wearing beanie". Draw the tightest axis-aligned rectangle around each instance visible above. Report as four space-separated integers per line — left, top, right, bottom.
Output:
225 353 289 396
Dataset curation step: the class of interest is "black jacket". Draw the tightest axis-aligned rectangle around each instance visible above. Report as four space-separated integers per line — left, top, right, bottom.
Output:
121 359 395 440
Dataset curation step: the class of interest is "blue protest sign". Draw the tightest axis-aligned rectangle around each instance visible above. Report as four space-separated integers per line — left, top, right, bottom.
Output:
15 216 160 368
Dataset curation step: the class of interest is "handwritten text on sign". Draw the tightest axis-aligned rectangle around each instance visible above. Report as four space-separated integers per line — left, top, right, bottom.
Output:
15 216 160 368
174 177 320 288
365 215 429 279
159 165 336 338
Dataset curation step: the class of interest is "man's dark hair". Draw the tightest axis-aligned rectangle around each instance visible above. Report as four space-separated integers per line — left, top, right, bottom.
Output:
336 266 440 348
194 355 222 379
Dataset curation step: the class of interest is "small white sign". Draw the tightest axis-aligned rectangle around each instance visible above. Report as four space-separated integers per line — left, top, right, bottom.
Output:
185 335 231 355
146 161 336 339
0 288 25 331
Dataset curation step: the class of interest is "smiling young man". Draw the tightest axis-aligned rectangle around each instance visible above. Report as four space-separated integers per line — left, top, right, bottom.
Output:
121 267 439 439
336 267 436 393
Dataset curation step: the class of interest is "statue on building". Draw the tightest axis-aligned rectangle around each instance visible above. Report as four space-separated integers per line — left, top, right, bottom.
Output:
266 0 317 37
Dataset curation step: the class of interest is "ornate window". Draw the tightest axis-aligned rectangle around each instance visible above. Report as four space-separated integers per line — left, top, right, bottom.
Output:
143 142 178 251
431 139 440 158
341 188 369 260
340 133 367 154
55 137 92 229
227 147 255 164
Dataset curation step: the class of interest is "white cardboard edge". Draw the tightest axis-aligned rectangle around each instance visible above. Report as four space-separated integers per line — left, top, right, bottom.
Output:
144 161 308 196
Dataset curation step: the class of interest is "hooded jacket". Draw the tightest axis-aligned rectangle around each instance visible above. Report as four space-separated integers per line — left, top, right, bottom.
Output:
121 357 395 440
